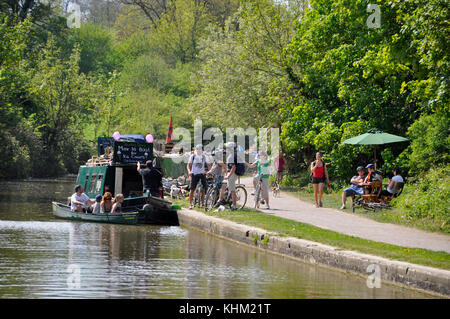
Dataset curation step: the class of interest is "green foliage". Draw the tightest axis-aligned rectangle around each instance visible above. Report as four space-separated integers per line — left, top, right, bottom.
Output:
0 13 103 178
150 0 211 64
1 0 447 190
281 170 311 189
191 0 305 128
0 14 31 127
280 0 448 180
0 129 31 179
69 23 122 75
393 166 450 232
404 110 450 175
26 40 99 176
394 0 449 112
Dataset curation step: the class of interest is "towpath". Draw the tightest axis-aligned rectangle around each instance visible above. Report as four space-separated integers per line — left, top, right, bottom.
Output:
239 177 450 253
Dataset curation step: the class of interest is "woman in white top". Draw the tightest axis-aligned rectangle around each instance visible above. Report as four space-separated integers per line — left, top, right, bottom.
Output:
380 167 404 196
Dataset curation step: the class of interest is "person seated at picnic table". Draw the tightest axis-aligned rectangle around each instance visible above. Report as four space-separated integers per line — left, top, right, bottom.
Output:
379 167 404 197
100 192 113 213
363 164 383 194
340 166 366 210
70 184 96 213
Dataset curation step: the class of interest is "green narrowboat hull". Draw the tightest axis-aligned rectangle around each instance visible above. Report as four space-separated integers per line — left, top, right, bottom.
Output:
52 202 139 225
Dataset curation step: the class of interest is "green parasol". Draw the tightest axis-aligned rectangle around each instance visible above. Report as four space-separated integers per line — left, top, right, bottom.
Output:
343 129 409 169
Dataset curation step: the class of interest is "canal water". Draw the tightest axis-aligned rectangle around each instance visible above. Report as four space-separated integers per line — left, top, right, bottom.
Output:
0 179 438 298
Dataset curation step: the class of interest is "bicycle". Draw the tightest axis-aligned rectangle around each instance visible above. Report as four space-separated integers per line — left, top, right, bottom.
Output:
205 176 247 211
193 175 215 208
253 175 266 209
272 177 280 198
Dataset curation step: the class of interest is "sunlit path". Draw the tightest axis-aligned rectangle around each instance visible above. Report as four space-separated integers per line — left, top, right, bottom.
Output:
241 177 450 253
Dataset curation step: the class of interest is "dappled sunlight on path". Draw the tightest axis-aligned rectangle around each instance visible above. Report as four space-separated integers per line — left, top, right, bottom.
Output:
241 177 450 253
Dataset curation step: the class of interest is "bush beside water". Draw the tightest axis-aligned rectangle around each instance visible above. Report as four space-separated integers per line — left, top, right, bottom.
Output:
392 166 450 233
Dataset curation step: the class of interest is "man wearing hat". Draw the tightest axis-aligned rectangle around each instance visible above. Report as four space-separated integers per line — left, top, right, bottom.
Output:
363 163 383 194
91 194 103 214
341 166 366 209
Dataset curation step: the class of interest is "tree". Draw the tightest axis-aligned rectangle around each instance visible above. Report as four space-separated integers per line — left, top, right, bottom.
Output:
69 22 122 74
190 0 305 129
280 0 449 178
0 13 31 129
27 41 97 175
405 109 449 175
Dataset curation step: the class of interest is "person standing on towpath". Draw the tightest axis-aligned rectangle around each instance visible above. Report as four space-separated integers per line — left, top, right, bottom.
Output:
310 152 330 208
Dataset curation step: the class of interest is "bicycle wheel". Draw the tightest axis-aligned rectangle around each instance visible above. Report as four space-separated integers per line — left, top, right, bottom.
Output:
205 188 219 211
235 185 247 210
194 187 202 207
254 183 261 209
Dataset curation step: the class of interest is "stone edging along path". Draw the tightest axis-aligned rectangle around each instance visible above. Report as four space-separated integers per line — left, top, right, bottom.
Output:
177 209 450 297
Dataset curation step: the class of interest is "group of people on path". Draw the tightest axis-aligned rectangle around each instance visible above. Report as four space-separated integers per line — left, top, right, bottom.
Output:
186 143 286 211
309 151 404 209
72 145 404 215
187 142 246 210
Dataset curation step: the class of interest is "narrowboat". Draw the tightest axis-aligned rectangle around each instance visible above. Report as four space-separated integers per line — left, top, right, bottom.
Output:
51 135 180 226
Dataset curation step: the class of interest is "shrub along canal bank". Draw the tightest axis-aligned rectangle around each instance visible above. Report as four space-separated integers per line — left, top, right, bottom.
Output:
173 202 450 297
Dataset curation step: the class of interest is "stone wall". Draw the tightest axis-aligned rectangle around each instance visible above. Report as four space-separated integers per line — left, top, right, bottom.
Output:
177 209 450 297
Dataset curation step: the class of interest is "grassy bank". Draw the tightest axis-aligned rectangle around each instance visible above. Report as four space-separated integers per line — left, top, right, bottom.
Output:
172 199 450 271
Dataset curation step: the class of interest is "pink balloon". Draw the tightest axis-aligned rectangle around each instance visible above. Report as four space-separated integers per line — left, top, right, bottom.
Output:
113 131 120 141
146 134 154 143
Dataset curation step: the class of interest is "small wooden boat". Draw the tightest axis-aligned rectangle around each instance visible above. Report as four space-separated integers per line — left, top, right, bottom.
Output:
52 202 139 225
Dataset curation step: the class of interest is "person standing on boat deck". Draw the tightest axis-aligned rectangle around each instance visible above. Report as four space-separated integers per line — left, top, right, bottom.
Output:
70 184 95 213
137 160 162 197
151 156 164 198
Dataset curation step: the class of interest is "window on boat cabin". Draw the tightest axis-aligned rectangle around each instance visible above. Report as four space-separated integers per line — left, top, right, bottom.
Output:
83 175 89 192
89 174 97 194
95 174 103 194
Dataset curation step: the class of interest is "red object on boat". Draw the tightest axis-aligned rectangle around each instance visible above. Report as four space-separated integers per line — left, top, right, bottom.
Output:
166 116 173 143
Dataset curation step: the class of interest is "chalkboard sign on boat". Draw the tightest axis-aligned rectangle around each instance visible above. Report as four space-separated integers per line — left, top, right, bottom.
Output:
113 141 153 164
